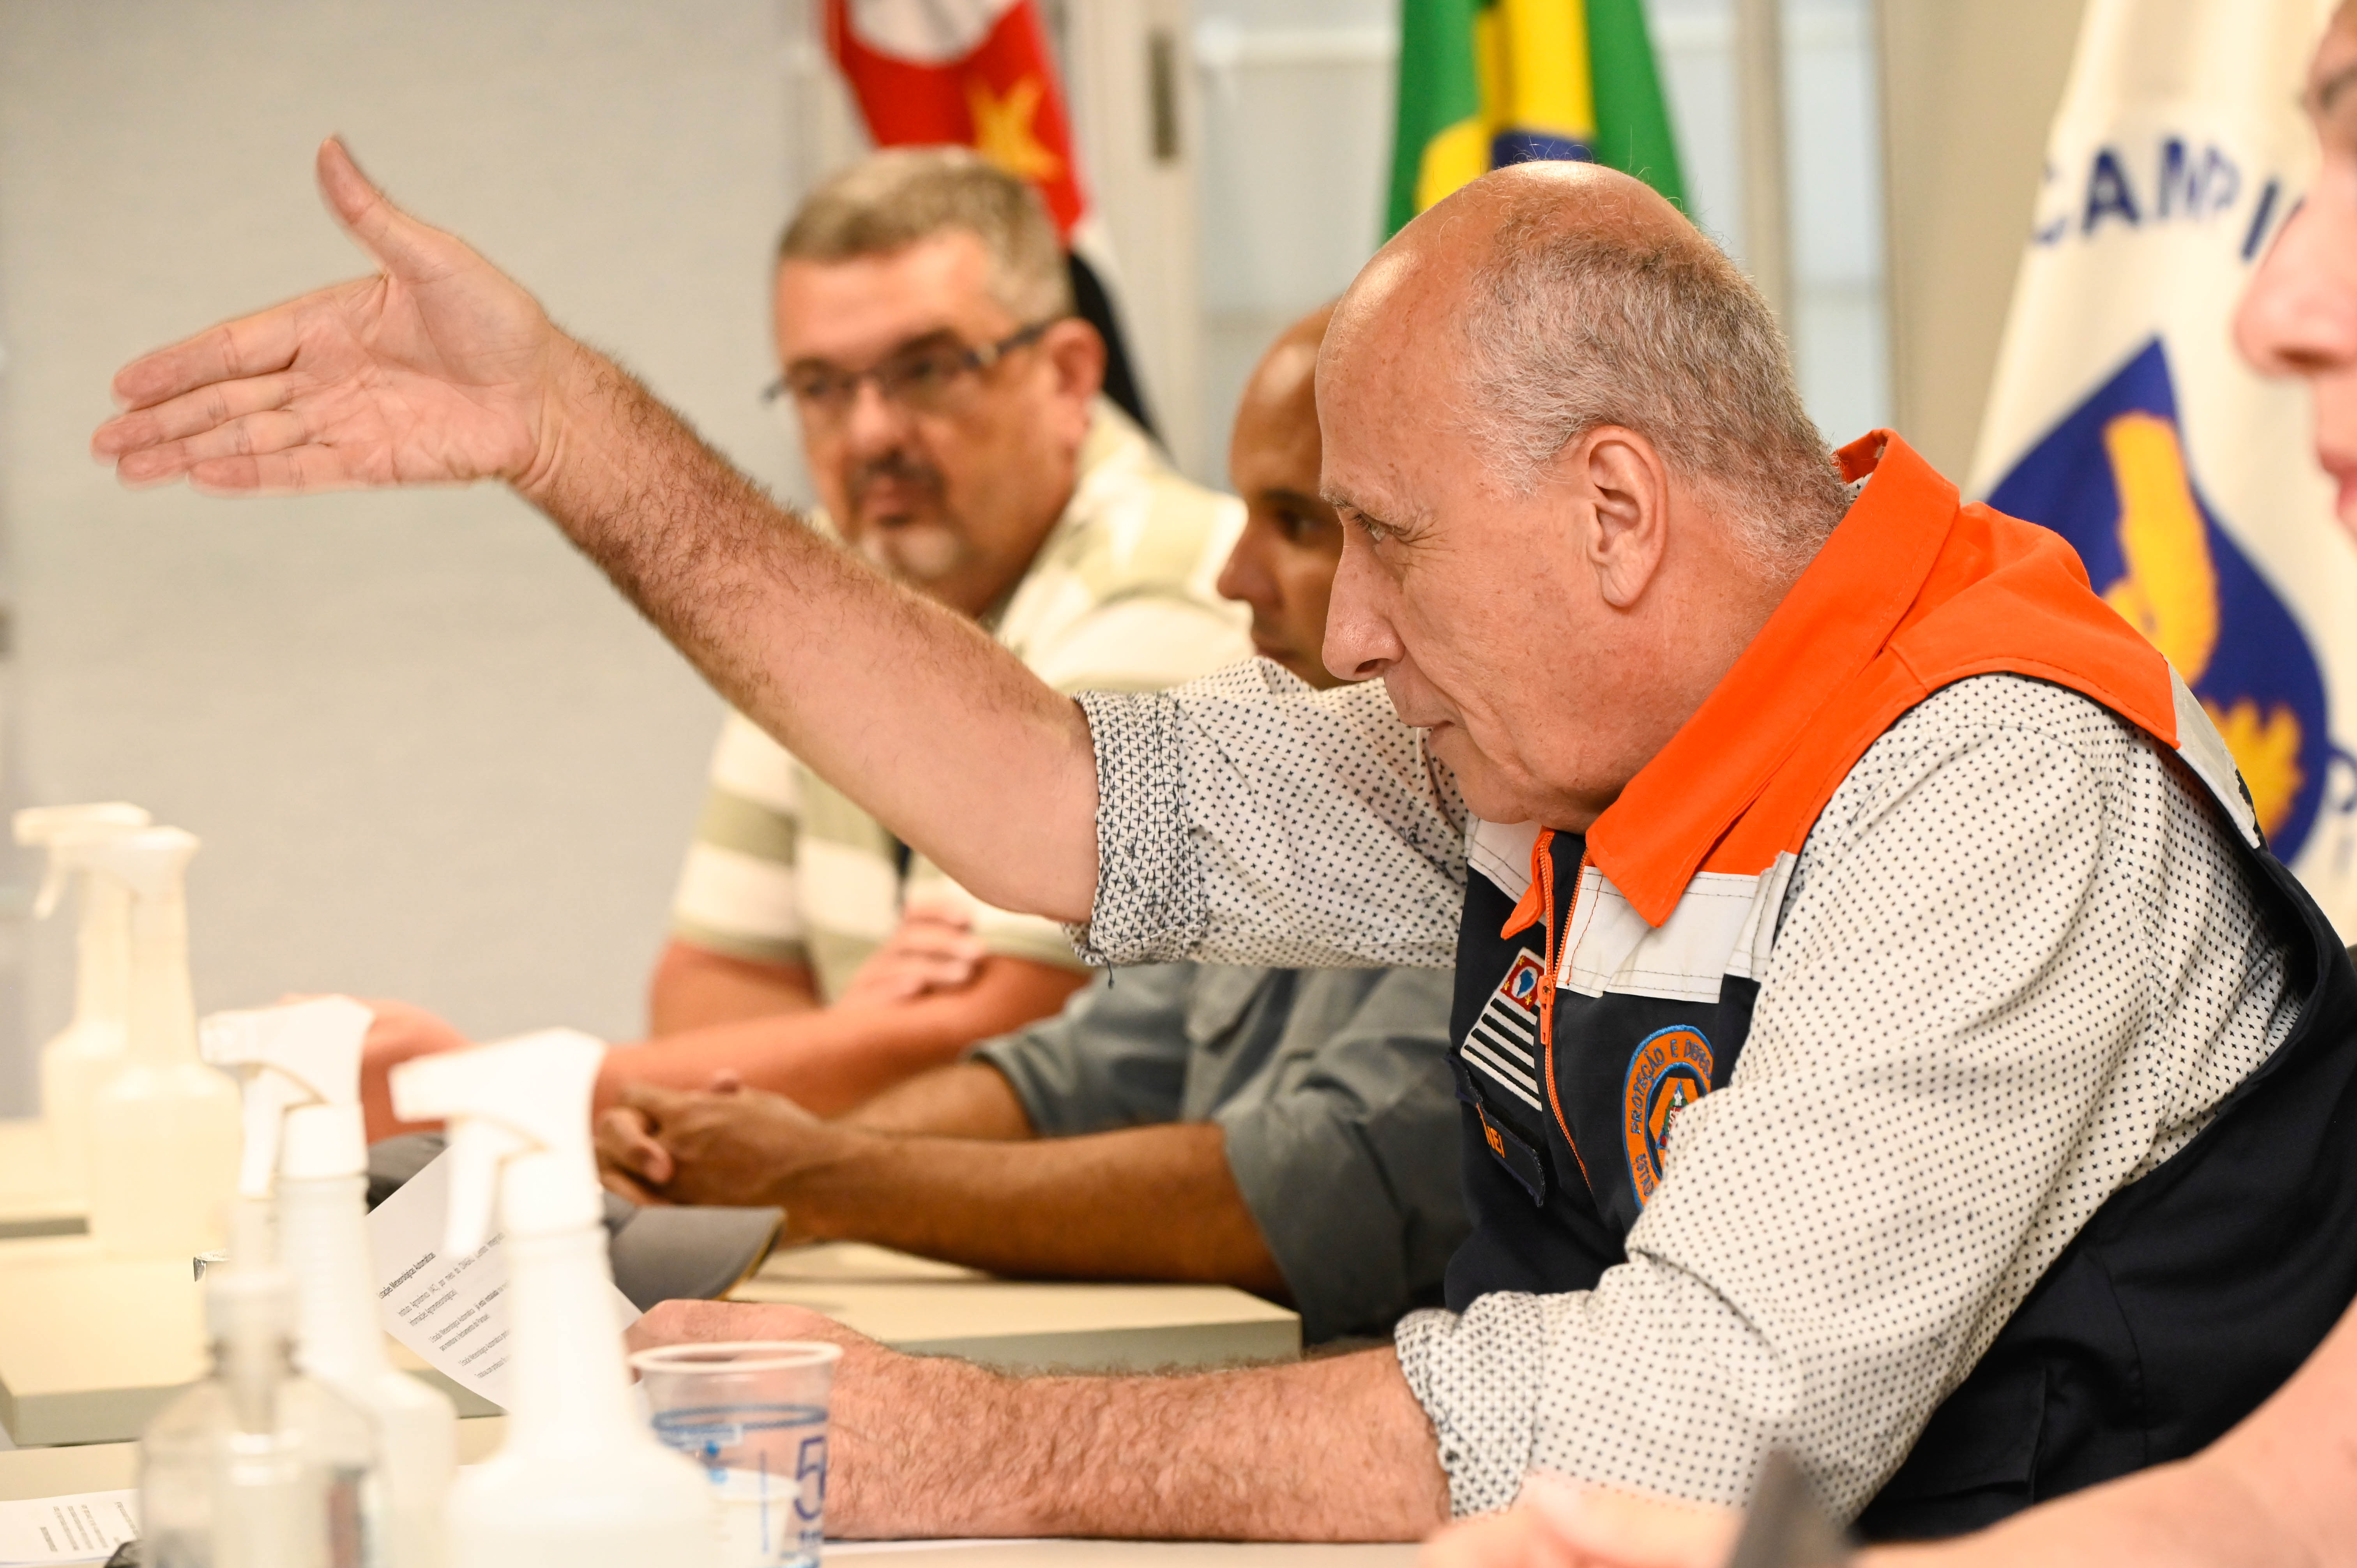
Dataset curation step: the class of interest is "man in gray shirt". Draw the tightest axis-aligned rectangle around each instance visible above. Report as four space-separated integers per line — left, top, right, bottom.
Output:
594 307 1463 1343
602 961 1458 1342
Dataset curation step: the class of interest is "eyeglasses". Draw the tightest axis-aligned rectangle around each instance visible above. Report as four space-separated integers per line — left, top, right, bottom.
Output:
764 320 1057 424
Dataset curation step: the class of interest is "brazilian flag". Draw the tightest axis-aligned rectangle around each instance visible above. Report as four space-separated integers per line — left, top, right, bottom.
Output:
1387 0 1686 235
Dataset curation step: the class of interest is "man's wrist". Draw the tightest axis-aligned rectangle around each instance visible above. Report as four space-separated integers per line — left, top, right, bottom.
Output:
511 334 610 507
759 1120 885 1231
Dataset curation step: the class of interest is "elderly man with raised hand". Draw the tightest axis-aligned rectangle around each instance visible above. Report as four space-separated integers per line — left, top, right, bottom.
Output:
93 139 2357 1545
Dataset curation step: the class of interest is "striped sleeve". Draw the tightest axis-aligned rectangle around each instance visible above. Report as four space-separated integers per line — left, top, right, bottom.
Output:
1029 591 1255 695
668 712 811 968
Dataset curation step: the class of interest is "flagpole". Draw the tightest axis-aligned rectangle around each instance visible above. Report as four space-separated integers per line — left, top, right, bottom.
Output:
1734 0 1793 325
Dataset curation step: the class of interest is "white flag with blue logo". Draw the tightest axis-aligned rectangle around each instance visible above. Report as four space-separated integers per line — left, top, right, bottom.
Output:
1972 0 2357 932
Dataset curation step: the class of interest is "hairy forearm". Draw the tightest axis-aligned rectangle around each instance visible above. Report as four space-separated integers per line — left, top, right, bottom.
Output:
781 1120 1288 1297
601 957 1085 1114
517 345 1101 922
832 1346 1447 1540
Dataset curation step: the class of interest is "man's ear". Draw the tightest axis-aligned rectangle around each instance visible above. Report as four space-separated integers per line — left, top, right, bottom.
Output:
1576 427 1671 609
1044 317 1108 410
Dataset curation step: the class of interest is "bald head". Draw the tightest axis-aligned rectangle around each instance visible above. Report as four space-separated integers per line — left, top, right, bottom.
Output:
1239 302 1332 445
1327 162 1846 571
1332 162 1696 344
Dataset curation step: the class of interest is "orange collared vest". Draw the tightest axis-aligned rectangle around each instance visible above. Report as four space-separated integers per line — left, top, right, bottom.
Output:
1444 434 2357 1538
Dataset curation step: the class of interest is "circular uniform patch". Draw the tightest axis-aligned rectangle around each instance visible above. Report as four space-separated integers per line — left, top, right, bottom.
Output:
1622 1024 1714 1207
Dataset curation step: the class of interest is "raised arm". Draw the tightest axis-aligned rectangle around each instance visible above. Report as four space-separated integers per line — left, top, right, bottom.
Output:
89 139 1101 923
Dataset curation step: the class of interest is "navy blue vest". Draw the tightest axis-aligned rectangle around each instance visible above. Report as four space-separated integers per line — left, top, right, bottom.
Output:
1444 765 2357 1540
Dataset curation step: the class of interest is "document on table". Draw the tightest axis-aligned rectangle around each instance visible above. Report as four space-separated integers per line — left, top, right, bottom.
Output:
367 1150 642 1412
0 1490 136 1564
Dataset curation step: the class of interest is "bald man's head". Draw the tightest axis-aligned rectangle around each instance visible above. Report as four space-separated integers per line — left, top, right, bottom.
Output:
1329 162 1845 572
1312 163 1854 829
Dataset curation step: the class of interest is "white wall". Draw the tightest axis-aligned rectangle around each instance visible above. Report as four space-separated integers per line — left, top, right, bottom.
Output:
1875 0 2088 477
1192 0 1396 486
0 0 803 1106
1620 0 1892 442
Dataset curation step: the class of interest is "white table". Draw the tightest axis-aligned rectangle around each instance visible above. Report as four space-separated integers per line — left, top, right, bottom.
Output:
0 1120 86 1240
0 1237 206 1447
0 1420 512 1497
730 1243 1301 1373
0 1427 1419 1568
0 1239 1297 1446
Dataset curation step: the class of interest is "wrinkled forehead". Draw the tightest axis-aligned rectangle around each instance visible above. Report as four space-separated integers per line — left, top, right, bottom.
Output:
1314 305 1459 512
1318 253 1467 423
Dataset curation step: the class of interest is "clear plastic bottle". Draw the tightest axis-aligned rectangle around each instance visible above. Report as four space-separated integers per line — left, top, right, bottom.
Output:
203 998 456 1568
140 1202 381 1568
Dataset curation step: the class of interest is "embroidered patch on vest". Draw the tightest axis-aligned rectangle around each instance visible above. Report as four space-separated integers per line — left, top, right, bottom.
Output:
1623 1024 1714 1206
1461 949 1547 1114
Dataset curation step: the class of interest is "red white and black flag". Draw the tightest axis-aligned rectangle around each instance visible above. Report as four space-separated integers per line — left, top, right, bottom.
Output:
823 0 1158 437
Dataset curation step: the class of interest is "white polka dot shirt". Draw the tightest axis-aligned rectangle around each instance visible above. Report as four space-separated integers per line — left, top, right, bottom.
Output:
1075 664 2298 1520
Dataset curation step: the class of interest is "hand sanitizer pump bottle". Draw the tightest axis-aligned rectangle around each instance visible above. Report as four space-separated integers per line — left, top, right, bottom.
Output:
391 1032 719 1568
13 803 151 1198
78 827 241 1257
203 998 458 1568
140 1198 379 1568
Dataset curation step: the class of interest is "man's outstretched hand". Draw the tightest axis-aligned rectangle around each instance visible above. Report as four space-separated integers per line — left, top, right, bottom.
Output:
91 138 572 497
87 143 1107 940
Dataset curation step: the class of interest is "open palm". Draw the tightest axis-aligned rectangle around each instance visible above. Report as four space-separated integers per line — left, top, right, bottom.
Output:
92 139 563 496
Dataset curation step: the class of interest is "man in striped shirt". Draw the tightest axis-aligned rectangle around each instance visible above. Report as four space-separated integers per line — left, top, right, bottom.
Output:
352 147 1250 1131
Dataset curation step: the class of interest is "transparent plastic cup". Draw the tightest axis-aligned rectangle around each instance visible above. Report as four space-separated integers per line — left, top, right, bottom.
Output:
630 1341 844 1568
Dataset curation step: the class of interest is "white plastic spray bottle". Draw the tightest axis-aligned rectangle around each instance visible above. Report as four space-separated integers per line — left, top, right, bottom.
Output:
71 826 241 1257
14 802 151 1198
390 1031 718 1568
202 997 457 1568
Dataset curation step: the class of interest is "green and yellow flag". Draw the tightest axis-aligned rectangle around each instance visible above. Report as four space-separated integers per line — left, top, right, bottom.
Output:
1387 0 1686 235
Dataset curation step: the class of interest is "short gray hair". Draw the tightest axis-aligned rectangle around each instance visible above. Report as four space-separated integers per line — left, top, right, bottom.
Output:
780 148 1073 324
1458 208 1849 572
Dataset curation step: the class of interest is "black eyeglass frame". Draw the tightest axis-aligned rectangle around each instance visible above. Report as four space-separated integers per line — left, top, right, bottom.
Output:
761 318 1060 410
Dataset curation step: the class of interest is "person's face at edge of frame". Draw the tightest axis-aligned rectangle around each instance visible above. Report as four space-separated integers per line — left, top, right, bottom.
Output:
772 230 1103 616
2236 6 2357 534
1218 340 1348 690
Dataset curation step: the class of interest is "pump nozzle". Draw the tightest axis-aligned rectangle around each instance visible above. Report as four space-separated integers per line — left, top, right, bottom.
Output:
389 1030 607 1257
62 825 199 902
201 997 375 1200
16 803 151 918
208 1194 297 1339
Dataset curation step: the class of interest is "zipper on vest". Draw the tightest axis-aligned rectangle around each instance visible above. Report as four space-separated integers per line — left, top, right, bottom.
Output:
1499 828 1591 1188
